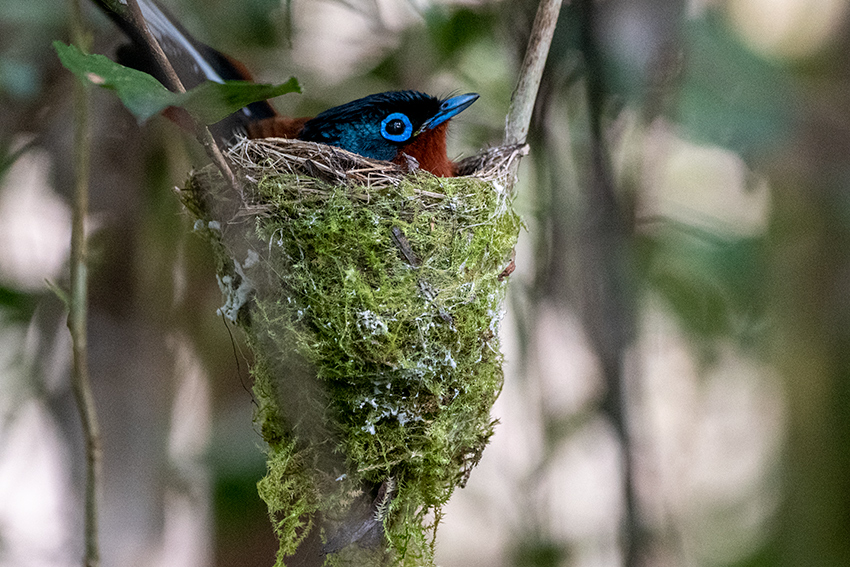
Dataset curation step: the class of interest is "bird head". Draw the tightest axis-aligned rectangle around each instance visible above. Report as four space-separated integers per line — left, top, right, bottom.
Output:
298 91 479 163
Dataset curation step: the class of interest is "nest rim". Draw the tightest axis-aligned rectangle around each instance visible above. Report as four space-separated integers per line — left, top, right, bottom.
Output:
227 136 528 192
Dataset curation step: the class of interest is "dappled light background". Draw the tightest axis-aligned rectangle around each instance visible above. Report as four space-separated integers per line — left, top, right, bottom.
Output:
1 0 849 566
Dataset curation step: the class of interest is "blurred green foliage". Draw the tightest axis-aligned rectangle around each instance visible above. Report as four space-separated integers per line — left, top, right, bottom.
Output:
678 16 793 157
0 285 39 323
637 225 766 347
425 8 495 61
182 0 283 48
510 538 568 567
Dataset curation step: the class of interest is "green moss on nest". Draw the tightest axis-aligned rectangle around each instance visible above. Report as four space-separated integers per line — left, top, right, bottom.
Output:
256 435 318 557
184 140 520 566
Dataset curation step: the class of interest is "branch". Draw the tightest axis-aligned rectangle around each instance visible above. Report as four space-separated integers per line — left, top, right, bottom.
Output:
122 0 238 189
504 0 564 147
68 1 101 566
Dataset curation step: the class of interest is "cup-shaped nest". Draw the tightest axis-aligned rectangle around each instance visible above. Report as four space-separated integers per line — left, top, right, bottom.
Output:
181 138 524 566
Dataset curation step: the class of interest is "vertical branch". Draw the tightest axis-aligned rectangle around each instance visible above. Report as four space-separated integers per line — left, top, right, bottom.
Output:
68 1 102 566
575 1 640 565
504 0 563 186
504 1 641 563
504 0 563 145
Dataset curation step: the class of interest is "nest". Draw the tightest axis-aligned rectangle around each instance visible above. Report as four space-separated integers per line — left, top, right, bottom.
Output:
228 136 526 189
181 137 523 566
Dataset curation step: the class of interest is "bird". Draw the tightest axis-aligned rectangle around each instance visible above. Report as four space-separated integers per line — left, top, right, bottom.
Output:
92 0 479 177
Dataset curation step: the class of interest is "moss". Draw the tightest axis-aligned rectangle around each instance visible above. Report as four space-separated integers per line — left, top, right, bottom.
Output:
256 436 318 561
185 157 520 566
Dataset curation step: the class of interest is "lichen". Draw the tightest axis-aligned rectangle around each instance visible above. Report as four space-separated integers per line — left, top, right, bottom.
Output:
182 140 521 566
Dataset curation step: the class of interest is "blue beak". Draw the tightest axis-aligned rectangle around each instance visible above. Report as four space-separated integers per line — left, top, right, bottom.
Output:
417 93 479 134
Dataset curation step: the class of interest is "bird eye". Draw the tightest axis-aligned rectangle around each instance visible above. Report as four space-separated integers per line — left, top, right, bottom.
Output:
386 119 405 135
381 113 413 142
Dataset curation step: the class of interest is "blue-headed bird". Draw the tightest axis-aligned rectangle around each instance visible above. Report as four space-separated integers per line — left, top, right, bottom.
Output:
93 0 478 177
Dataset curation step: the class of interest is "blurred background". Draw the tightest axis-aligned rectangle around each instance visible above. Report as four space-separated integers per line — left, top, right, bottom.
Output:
1 0 849 565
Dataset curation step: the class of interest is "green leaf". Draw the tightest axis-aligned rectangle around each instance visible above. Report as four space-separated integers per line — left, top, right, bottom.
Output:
54 40 177 121
177 78 300 125
53 41 300 125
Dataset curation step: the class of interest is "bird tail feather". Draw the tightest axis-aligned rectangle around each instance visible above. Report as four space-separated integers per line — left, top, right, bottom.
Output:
92 0 277 140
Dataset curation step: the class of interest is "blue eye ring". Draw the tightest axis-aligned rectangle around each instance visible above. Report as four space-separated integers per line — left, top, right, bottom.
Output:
381 113 413 142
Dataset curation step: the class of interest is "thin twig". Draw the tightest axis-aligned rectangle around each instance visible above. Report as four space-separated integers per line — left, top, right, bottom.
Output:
123 0 239 190
504 0 563 148
69 1 101 566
